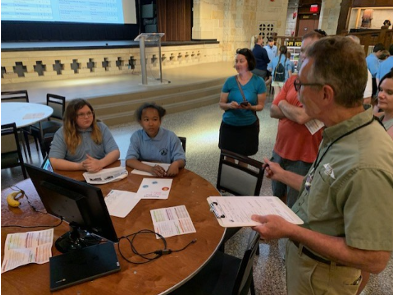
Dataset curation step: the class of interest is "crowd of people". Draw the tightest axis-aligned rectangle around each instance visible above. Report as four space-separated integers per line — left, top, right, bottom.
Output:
47 33 393 295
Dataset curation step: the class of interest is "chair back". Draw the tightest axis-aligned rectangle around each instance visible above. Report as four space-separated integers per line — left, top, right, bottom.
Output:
217 149 264 196
40 133 54 158
178 136 186 152
1 123 27 179
1 90 29 102
232 231 260 294
47 93 66 121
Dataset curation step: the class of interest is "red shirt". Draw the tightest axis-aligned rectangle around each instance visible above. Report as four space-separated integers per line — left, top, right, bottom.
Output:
272 75 323 163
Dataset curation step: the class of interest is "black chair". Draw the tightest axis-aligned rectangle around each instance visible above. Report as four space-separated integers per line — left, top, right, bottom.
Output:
1 123 27 179
29 94 65 156
217 149 265 251
1 90 29 103
178 136 186 152
170 230 260 295
39 133 55 159
1 90 32 158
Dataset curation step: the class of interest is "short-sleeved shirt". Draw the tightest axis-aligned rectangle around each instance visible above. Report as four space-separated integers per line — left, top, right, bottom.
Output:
49 122 119 163
376 56 393 80
221 75 266 126
252 45 270 71
267 55 292 82
264 45 278 62
366 53 380 78
292 107 393 254
272 76 322 163
125 127 186 164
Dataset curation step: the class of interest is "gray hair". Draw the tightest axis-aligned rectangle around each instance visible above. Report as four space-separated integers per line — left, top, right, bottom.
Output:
306 36 367 108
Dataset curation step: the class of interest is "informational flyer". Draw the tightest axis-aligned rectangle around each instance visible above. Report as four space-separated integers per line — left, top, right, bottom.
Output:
305 119 324 135
135 178 173 200
83 167 128 184
130 162 171 176
1 229 54 273
150 205 196 238
105 190 140 218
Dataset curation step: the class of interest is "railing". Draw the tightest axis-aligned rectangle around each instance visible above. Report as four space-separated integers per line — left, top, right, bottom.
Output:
273 26 392 56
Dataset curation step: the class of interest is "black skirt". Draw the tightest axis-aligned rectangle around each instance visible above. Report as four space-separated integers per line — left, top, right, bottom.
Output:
218 119 259 156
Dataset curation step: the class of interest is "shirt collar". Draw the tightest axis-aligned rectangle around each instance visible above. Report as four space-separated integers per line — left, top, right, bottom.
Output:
142 127 164 141
322 105 373 143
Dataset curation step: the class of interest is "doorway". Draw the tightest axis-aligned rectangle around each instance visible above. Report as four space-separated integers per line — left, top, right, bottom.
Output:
297 18 319 37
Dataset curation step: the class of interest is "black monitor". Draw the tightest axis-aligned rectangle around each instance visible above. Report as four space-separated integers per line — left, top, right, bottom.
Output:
25 164 118 253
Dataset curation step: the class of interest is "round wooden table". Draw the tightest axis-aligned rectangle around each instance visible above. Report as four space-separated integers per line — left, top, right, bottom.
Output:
1 162 225 295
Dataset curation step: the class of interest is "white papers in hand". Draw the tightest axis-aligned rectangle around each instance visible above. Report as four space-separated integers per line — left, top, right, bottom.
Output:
207 196 304 227
130 162 171 176
304 119 324 135
83 167 128 184
135 178 173 199
150 205 196 238
1 229 54 273
105 190 140 218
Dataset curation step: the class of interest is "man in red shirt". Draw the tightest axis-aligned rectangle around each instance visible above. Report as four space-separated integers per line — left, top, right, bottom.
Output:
270 31 324 207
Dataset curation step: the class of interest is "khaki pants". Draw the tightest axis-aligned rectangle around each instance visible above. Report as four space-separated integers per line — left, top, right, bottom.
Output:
285 240 362 295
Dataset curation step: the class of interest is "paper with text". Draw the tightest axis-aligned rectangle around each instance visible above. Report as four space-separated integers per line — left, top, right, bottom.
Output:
22 113 45 120
305 119 324 135
1 229 54 273
135 178 172 199
150 205 196 238
105 190 140 218
83 167 128 184
130 162 171 176
207 196 304 227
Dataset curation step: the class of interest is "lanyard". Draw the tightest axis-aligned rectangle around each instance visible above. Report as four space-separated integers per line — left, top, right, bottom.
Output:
305 116 376 192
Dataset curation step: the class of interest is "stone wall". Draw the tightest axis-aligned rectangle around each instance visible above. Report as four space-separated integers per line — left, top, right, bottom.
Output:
1 43 222 84
192 0 290 61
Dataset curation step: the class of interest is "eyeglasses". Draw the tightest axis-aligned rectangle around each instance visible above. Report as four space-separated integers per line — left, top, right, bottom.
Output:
293 78 324 92
76 111 94 118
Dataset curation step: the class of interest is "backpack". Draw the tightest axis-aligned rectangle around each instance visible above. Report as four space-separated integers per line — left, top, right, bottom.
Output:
274 55 286 82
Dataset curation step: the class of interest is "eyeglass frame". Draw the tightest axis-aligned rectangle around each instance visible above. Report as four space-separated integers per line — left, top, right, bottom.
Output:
293 78 324 92
76 111 94 118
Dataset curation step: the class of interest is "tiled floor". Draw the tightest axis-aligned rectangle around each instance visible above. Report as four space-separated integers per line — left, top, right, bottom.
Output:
1 62 392 294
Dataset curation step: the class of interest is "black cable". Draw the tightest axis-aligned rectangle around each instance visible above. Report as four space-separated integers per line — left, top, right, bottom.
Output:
118 229 197 265
10 185 46 214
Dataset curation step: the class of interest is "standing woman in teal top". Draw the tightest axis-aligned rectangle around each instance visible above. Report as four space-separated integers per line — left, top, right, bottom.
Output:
218 48 266 165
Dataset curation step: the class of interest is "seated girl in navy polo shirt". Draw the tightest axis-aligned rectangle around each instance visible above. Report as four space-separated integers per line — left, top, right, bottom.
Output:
126 102 186 177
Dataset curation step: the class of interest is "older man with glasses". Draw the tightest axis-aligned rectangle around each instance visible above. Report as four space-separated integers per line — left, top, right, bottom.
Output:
253 36 393 295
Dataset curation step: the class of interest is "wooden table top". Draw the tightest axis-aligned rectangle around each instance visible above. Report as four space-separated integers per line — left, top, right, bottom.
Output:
1 162 224 294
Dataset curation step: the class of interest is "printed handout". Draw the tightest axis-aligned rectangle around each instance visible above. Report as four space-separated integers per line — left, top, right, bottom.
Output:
150 205 196 238
135 178 173 199
1 229 54 273
105 190 140 218
130 162 171 176
83 167 128 184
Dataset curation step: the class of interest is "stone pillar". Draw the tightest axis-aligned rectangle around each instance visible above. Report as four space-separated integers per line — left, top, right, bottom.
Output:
319 0 343 35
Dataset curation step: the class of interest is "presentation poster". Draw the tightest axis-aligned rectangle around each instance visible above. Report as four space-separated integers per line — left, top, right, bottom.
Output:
1 0 137 24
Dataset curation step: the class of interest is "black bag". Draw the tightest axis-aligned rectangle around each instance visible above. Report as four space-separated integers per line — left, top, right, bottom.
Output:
274 55 286 82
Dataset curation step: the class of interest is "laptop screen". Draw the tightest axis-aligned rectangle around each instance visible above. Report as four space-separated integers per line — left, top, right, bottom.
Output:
41 156 53 172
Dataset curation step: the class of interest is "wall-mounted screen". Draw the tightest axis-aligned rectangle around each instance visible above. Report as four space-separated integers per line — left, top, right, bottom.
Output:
1 0 137 25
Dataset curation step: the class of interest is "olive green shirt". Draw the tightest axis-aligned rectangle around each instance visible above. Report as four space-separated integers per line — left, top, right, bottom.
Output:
292 107 393 251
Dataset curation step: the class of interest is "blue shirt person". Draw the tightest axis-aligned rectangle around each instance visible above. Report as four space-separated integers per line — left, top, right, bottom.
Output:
126 103 186 177
49 99 120 172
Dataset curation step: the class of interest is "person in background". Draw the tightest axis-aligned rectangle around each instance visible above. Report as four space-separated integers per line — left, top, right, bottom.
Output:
49 98 120 172
125 102 185 177
264 36 278 63
347 35 374 105
377 44 393 86
267 45 292 100
269 30 324 208
286 52 295 74
376 68 393 138
251 35 270 80
253 36 393 295
366 43 385 95
218 48 266 165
